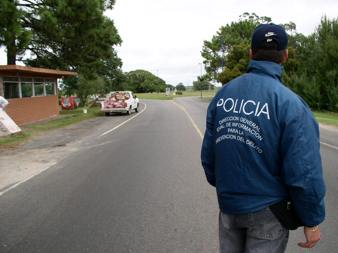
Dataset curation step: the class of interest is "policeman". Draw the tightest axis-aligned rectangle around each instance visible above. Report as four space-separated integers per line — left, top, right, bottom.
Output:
201 23 326 253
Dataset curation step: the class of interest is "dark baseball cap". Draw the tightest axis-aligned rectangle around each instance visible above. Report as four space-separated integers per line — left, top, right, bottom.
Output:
251 23 288 51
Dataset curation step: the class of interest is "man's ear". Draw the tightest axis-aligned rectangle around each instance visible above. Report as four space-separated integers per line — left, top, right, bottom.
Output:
249 49 253 59
282 49 288 63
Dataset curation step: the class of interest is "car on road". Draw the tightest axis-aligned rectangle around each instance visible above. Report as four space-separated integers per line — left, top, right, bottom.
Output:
101 91 139 116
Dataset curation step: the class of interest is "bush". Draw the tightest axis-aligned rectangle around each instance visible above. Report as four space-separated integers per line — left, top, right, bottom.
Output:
176 83 186 91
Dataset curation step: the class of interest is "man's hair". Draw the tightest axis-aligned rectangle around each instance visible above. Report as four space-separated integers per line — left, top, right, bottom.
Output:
251 41 285 63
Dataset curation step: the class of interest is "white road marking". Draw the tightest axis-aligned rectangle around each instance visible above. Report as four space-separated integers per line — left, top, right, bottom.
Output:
319 124 338 133
318 125 338 150
0 163 56 197
320 141 338 151
99 103 147 137
172 101 203 140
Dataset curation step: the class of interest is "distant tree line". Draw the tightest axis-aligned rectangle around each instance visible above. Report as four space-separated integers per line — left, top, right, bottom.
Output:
201 13 338 111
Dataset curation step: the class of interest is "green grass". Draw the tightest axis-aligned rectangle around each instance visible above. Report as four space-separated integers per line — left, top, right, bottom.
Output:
0 106 103 148
314 111 338 128
136 90 218 100
135 93 174 100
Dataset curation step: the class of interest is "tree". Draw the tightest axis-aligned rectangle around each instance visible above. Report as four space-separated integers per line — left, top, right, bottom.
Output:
126 70 166 93
313 17 338 111
62 74 106 106
283 17 338 111
0 0 122 74
0 0 123 102
193 80 211 91
201 13 338 111
166 84 175 89
96 53 124 92
77 75 106 106
201 13 297 85
176 83 186 91
201 13 270 84
0 0 31 64
24 0 122 74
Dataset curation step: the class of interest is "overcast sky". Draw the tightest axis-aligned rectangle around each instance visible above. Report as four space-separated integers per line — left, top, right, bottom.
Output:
1 0 337 85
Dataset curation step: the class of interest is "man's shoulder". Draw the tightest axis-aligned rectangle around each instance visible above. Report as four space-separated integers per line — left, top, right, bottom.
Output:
276 82 310 109
275 83 315 125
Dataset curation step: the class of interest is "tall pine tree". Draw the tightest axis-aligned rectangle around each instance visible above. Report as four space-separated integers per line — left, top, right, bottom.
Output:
0 0 31 64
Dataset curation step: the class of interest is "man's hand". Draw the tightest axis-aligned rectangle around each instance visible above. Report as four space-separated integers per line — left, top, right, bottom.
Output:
298 226 321 248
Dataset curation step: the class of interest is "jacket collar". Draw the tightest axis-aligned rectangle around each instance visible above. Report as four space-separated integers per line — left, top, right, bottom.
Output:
247 60 283 81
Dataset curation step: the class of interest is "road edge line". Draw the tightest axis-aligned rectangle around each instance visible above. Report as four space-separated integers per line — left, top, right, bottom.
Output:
172 101 203 140
99 103 147 137
320 141 338 151
319 124 338 133
0 163 56 197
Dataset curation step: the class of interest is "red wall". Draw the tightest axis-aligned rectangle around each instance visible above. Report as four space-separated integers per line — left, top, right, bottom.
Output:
6 96 59 125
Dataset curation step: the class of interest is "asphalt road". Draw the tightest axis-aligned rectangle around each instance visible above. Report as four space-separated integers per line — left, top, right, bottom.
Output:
0 97 337 252
0 100 218 253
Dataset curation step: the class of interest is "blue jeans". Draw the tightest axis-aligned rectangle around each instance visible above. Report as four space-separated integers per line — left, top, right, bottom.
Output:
219 208 289 253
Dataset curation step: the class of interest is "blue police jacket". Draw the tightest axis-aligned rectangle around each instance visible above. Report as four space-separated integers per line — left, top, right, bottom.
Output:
201 60 326 227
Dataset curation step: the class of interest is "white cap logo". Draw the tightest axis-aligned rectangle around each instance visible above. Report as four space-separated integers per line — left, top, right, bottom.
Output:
265 32 276 37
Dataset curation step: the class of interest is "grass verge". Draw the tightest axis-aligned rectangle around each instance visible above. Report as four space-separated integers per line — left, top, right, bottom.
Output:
136 90 218 100
314 111 338 128
135 93 174 100
0 106 103 149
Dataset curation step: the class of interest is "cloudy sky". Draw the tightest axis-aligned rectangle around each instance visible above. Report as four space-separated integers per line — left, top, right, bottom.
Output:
1 0 337 85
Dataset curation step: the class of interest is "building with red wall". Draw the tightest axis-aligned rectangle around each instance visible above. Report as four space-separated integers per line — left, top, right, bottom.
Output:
0 65 77 125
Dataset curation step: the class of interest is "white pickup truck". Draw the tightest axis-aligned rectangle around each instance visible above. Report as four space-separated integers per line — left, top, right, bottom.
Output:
101 91 139 115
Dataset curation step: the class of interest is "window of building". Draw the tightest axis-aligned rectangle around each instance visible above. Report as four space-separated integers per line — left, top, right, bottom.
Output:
4 82 20 99
21 82 33 97
2 76 59 98
45 80 55 95
34 82 44 96
20 78 33 98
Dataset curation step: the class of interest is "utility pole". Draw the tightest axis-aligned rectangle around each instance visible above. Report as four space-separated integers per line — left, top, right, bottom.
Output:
198 63 203 98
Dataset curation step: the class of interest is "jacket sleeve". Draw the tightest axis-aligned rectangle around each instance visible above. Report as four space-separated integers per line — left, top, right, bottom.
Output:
201 99 216 187
280 102 326 227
